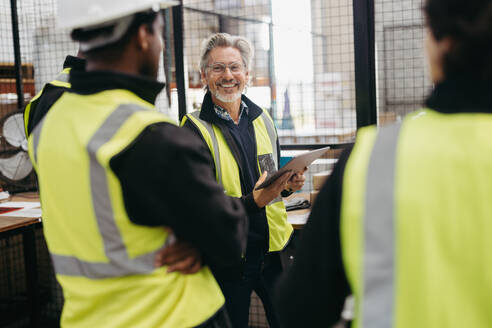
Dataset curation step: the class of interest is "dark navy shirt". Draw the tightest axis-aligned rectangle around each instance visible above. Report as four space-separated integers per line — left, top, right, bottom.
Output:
215 102 268 246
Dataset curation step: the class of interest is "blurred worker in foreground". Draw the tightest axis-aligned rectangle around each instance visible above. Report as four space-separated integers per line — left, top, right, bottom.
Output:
23 52 85 137
181 33 305 328
275 0 492 327
28 1 248 327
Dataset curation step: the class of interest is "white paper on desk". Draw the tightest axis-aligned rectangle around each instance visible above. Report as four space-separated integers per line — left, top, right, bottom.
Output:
2 208 42 218
0 202 40 209
287 212 310 225
0 201 41 218
0 191 9 200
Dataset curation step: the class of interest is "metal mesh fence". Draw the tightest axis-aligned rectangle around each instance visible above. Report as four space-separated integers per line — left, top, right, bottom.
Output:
0 0 360 195
0 0 173 192
375 0 432 124
178 0 357 147
0 0 36 192
309 0 356 142
177 0 356 195
0 233 27 327
1 0 171 119
0 226 61 328
17 0 76 93
180 0 273 114
0 0 436 183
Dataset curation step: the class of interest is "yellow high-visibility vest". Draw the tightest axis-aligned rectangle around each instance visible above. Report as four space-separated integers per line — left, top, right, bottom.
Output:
182 109 292 252
28 88 224 328
341 108 492 328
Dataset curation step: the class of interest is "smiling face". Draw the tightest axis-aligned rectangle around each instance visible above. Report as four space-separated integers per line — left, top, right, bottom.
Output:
201 46 249 105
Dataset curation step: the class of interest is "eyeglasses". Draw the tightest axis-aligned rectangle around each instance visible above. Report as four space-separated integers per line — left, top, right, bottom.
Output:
207 62 245 74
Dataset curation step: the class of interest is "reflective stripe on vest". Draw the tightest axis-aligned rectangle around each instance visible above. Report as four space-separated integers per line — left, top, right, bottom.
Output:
49 68 71 88
31 104 170 279
363 123 401 328
343 110 492 328
189 111 223 186
259 110 279 168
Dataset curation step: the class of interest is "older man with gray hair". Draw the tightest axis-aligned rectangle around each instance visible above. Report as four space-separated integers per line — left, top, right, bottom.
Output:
181 33 306 328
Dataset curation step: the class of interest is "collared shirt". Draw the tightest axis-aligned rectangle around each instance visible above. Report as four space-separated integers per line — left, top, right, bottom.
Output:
213 101 249 124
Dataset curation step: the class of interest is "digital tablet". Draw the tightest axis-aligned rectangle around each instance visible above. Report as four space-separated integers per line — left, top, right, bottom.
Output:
255 146 330 190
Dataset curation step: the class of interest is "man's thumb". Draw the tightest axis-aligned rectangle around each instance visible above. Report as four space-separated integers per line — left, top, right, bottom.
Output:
256 171 268 186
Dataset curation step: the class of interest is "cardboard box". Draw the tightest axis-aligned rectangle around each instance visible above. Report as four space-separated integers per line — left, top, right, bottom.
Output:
312 170 331 190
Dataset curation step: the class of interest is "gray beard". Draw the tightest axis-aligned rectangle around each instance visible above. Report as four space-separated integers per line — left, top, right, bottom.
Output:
213 89 242 103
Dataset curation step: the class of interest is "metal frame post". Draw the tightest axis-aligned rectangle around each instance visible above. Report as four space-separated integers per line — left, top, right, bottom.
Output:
23 225 39 326
10 0 24 109
172 2 187 121
268 0 277 122
353 0 377 128
163 8 173 107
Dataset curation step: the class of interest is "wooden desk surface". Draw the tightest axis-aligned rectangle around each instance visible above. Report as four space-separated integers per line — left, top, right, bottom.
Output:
0 191 312 232
0 192 41 233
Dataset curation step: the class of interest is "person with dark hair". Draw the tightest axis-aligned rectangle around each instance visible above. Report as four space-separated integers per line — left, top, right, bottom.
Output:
181 33 305 328
28 1 248 327
275 0 492 327
23 52 85 137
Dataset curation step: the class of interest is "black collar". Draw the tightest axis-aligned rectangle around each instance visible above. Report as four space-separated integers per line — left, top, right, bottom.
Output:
199 91 263 123
425 76 492 114
69 70 165 105
63 55 86 72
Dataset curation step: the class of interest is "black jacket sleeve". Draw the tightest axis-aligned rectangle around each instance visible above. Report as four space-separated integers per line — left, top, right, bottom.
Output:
274 144 354 328
109 122 248 267
25 56 86 137
25 84 67 136
182 118 262 214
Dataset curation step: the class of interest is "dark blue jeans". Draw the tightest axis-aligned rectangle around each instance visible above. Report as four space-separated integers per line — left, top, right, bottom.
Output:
218 244 283 328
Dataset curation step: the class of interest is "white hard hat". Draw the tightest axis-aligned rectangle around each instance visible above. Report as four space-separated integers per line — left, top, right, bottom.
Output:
57 0 179 30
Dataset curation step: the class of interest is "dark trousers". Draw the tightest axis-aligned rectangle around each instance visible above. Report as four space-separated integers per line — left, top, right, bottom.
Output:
195 306 232 328
218 244 283 328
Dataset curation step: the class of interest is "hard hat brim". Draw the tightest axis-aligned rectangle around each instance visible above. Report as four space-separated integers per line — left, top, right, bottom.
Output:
58 0 179 30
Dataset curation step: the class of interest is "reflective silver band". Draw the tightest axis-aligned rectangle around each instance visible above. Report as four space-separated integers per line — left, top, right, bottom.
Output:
51 249 160 279
260 111 278 168
86 104 145 268
260 110 282 205
54 71 70 83
362 123 401 328
189 111 223 186
31 116 45 165
34 103 169 278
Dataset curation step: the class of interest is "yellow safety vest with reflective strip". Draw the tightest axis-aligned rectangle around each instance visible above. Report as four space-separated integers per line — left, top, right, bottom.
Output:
28 89 224 328
341 108 492 328
24 67 71 136
182 109 293 252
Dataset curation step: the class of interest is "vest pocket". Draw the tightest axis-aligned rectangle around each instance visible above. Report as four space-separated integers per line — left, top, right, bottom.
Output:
258 153 281 204
258 153 276 175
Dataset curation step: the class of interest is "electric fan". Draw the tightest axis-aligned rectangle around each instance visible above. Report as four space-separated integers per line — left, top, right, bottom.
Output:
0 110 37 192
